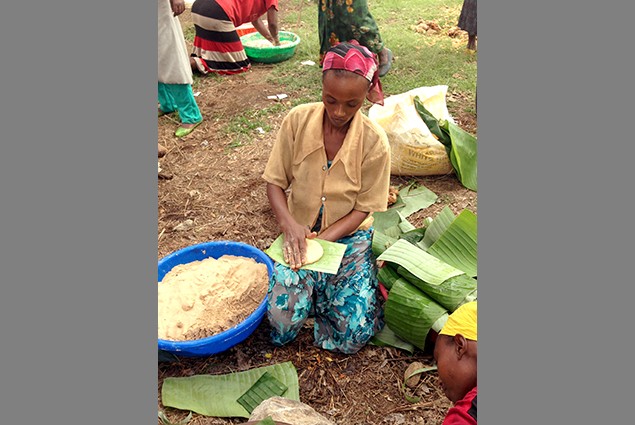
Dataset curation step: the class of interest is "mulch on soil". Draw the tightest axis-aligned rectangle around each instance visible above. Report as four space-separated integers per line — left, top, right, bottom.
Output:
157 67 475 424
159 321 452 425
158 11 476 424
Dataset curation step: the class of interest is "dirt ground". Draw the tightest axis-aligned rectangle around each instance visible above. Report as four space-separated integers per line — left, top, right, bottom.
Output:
158 12 477 425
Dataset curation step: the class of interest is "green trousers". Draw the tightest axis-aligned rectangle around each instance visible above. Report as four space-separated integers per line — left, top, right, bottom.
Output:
158 83 202 124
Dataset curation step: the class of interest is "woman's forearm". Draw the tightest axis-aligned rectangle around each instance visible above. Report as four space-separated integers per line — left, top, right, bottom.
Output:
318 210 369 242
266 183 295 230
266 8 279 43
251 18 274 43
266 183 315 269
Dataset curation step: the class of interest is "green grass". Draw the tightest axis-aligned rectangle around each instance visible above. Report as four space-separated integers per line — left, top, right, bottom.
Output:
182 23 196 44
221 102 288 150
182 0 476 147
270 0 476 101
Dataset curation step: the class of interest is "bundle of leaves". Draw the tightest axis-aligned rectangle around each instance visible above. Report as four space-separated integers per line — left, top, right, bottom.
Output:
371 185 477 352
415 96 478 192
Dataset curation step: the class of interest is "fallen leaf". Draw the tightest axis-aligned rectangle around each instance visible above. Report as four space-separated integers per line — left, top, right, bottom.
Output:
404 362 424 388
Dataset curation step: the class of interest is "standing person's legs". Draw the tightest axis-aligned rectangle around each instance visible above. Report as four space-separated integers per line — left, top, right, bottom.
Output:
346 0 393 76
458 0 477 50
317 0 335 61
317 1 391 74
348 0 384 55
165 83 202 125
158 82 177 115
158 83 202 136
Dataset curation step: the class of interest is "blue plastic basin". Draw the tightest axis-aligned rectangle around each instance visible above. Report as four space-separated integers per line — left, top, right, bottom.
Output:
158 241 273 357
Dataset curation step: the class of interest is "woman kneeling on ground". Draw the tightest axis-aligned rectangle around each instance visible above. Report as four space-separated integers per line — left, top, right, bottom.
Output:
262 41 391 354
190 0 280 75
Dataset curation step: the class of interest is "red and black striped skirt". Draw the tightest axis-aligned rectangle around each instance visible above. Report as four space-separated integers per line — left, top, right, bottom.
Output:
190 0 251 75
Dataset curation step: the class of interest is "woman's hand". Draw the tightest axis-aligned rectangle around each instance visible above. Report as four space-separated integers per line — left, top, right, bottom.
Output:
282 224 316 271
170 0 186 17
266 183 318 271
251 17 278 46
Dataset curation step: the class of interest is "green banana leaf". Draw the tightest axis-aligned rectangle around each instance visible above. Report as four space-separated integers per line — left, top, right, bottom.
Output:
420 206 455 250
393 183 438 218
236 371 288 414
373 183 437 233
384 223 408 239
448 143 463 182
402 366 439 403
377 264 402 291
442 119 478 191
398 266 477 312
427 209 478 277
397 211 417 233
399 227 426 246
265 235 347 275
372 209 401 234
161 362 299 418
413 97 452 149
372 210 416 256
372 230 398 257
430 311 450 333
384 279 448 351
158 410 192 425
370 323 415 354
377 239 464 285
414 97 478 192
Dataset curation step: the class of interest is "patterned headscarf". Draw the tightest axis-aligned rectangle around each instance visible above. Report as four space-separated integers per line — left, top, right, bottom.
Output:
439 301 478 341
322 40 384 105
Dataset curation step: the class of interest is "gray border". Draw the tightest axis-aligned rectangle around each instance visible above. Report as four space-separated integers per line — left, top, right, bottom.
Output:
3 0 634 423
0 1 157 423
481 1 634 423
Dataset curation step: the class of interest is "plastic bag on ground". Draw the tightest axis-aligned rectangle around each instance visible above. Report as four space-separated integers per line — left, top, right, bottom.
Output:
369 86 454 176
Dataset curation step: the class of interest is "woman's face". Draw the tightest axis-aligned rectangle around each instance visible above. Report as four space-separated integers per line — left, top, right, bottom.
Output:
433 335 476 403
322 70 369 129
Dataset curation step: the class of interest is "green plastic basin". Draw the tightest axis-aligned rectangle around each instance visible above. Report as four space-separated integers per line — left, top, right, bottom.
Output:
241 31 301 64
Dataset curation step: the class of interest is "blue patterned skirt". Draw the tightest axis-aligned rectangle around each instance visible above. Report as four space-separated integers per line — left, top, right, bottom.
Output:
266 229 384 354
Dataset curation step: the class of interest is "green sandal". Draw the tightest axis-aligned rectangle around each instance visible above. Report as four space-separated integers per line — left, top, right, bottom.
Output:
175 121 202 138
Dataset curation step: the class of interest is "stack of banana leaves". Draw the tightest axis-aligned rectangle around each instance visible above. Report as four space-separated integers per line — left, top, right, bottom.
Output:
370 184 477 353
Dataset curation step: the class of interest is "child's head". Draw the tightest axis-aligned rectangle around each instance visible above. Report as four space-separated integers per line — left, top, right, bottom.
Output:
433 302 478 403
